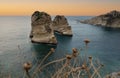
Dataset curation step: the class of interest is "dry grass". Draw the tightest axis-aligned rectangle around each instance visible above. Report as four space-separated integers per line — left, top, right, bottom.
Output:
22 39 104 78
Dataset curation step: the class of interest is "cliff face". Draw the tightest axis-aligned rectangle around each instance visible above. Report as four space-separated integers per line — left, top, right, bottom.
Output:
30 11 57 44
52 15 73 36
80 10 120 28
105 72 120 78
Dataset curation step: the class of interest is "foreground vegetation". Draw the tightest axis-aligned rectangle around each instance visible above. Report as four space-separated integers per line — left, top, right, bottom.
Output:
23 39 105 78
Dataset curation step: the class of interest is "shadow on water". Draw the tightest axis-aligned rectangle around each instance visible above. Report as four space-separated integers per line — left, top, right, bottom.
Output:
29 34 73 76
31 33 73 60
31 43 57 59
53 33 73 58
102 27 120 31
55 33 72 44
92 25 120 32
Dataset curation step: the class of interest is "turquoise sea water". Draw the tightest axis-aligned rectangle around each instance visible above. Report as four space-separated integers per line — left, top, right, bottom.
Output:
0 16 120 77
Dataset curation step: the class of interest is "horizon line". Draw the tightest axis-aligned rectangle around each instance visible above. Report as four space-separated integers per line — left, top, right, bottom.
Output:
0 15 96 17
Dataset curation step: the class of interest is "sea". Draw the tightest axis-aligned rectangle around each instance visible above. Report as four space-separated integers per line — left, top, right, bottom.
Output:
0 16 120 78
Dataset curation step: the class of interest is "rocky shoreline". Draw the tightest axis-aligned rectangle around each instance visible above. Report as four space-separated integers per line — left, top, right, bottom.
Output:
80 10 120 28
104 72 120 78
30 11 73 44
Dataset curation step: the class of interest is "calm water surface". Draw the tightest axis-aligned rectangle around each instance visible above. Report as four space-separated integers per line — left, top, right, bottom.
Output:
0 16 120 77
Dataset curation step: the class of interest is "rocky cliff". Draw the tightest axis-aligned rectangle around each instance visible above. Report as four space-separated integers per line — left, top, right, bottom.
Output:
80 10 120 28
105 72 120 78
30 11 73 44
52 15 73 36
30 11 57 44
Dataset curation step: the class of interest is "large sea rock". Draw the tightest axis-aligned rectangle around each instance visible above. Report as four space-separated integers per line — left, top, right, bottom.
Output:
52 15 73 36
80 10 120 28
30 11 57 44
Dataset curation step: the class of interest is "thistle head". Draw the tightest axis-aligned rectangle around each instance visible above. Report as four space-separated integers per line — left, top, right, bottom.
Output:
81 64 86 69
65 55 72 66
23 62 32 72
101 64 104 67
72 48 78 57
66 55 72 60
89 56 92 60
117 72 120 76
72 48 77 53
84 39 90 45
50 48 55 53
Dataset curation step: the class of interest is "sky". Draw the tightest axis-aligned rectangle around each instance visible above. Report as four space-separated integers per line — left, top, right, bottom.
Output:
0 0 120 16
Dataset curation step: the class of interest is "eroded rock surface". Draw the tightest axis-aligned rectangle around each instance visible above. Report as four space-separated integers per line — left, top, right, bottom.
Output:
52 15 73 36
80 10 120 28
30 11 73 44
104 72 120 78
30 11 57 44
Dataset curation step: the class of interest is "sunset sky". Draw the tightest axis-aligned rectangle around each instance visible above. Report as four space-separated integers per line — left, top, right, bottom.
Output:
0 0 120 16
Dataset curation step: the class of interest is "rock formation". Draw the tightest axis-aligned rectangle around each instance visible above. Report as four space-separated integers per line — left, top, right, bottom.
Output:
105 72 120 78
52 15 73 36
30 11 57 44
30 11 73 44
80 10 120 28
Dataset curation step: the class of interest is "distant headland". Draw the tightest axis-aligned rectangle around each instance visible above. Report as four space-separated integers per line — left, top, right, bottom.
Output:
80 10 120 28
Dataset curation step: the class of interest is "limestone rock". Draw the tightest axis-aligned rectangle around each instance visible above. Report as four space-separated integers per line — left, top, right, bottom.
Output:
104 72 120 78
80 10 120 28
30 11 57 44
52 15 73 36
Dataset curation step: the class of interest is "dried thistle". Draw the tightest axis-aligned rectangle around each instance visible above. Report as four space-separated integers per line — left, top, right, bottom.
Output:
72 48 78 57
50 48 55 53
89 56 92 62
81 64 86 69
65 55 72 65
66 55 72 60
84 39 90 44
101 64 104 67
64 72 69 78
23 62 32 72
